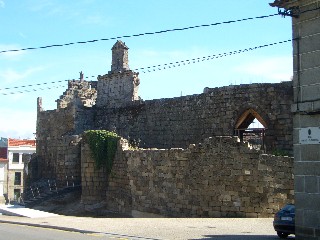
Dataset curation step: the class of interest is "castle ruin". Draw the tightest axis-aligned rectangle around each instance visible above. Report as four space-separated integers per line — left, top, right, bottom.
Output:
35 40 294 217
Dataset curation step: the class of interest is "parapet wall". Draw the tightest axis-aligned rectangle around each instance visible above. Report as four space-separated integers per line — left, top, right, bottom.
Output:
81 136 294 217
96 81 293 153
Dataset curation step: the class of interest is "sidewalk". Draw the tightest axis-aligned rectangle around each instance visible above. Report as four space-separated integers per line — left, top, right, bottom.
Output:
0 204 58 218
0 212 278 240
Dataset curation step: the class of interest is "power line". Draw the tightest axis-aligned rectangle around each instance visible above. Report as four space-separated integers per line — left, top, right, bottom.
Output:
0 76 96 91
1 84 66 95
0 39 292 95
0 13 278 54
0 80 68 91
134 39 293 73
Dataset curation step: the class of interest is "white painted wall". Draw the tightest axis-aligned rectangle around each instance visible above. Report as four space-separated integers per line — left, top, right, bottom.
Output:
0 163 6 197
8 147 35 170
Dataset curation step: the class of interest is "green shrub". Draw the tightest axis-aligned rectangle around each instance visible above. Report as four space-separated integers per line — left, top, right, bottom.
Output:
84 130 119 174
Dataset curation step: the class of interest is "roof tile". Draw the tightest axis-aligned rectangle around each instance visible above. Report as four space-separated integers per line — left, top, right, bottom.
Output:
8 138 36 147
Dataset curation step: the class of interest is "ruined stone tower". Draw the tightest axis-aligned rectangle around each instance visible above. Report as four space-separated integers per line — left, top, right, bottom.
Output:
96 40 140 108
110 40 130 73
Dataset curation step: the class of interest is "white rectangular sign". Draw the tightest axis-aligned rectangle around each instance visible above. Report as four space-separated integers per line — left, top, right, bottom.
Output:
299 127 320 145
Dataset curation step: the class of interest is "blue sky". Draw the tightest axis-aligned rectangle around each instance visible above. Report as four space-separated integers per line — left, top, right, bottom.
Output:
0 0 292 139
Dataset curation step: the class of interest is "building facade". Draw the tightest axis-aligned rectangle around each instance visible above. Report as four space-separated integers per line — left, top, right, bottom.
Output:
7 139 36 202
270 0 320 239
0 137 8 204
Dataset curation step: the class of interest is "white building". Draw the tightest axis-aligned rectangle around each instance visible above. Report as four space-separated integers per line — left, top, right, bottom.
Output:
0 138 8 204
7 139 36 202
0 158 7 204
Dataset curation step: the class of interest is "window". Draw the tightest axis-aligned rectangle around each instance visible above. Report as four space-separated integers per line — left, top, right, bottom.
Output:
12 153 19 164
14 172 21 185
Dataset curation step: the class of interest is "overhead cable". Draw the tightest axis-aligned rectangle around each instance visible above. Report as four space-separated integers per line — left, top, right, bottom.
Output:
0 80 67 91
134 39 293 73
0 13 278 54
1 85 66 95
0 39 292 95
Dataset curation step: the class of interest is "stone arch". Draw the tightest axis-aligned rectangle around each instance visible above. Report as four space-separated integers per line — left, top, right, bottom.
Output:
234 108 268 150
235 109 267 129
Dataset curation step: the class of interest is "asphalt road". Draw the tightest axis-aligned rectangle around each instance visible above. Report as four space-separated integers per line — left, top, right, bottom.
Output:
0 223 146 240
0 222 295 240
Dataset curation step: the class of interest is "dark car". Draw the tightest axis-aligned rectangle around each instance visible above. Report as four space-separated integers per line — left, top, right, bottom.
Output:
273 204 295 238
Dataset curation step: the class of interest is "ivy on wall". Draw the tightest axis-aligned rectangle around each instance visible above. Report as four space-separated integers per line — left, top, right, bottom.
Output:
84 130 119 174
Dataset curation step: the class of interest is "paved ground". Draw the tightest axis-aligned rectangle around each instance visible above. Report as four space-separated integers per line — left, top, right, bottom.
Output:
0 205 296 239
0 204 58 218
0 220 295 240
0 214 295 239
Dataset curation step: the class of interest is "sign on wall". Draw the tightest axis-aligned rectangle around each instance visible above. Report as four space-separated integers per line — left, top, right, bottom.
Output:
299 127 320 144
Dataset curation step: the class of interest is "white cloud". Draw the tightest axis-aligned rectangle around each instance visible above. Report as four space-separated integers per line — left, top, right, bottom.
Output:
26 0 72 17
0 44 26 60
0 67 45 84
234 56 293 82
26 0 92 22
0 0 5 8
0 108 36 139
27 0 53 12
81 15 107 25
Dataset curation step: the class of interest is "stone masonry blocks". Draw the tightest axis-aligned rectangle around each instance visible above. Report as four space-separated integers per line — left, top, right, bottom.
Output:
92 136 295 217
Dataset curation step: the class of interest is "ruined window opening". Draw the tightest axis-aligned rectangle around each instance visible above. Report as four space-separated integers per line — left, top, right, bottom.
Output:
234 109 266 150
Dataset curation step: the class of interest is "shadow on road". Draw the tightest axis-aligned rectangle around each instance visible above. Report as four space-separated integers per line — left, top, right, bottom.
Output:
191 234 295 240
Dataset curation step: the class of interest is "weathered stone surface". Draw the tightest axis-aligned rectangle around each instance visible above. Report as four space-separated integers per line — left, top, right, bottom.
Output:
80 136 295 218
35 41 295 217
95 81 293 153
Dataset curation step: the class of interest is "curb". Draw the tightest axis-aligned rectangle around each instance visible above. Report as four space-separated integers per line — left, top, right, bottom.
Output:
0 219 96 234
0 219 161 240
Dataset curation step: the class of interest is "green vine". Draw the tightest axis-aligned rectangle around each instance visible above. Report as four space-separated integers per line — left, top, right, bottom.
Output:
84 130 119 174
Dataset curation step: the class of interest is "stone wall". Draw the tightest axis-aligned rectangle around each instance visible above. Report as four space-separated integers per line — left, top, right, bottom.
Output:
81 136 294 217
81 141 108 204
37 82 292 193
288 0 320 238
36 134 82 187
81 138 131 209
37 81 293 190
96 70 140 108
36 102 88 186
96 82 293 153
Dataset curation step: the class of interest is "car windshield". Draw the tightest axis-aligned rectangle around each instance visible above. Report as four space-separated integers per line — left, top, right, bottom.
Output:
282 204 295 213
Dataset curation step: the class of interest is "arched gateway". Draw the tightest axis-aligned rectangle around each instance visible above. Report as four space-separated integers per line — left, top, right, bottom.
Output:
234 109 268 150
